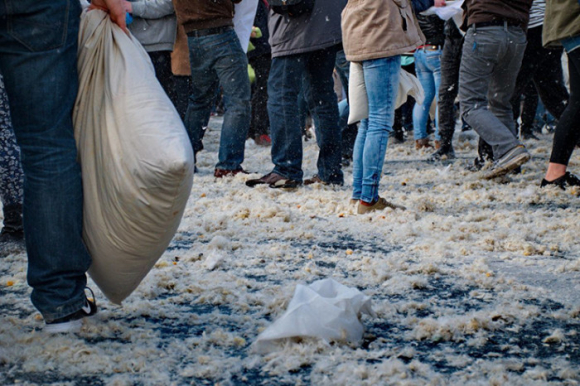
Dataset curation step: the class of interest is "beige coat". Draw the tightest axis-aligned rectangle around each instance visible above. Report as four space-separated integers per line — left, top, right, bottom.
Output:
543 0 580 48
341 0 425 62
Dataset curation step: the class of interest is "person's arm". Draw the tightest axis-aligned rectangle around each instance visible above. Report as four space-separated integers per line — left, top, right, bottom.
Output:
126 0 174 19
411 0 433 13
90 0 128 31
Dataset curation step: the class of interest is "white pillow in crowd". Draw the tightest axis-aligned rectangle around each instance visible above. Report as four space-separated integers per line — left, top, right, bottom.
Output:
348 61 425 125
73 9 194 304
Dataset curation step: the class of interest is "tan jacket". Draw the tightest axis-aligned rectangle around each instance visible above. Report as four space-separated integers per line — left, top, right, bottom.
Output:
543 0 580 48
341 0 425 62
171 25 191 76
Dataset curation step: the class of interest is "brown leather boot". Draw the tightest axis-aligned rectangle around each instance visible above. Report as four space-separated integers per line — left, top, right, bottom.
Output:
415 138 433 150
434 140 441 150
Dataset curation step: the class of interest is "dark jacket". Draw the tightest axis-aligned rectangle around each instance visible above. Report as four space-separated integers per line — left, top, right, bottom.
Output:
269 0 346 58
416 14 445 47
444 19 463 40
248 0 270 59
412 0 435 13
463 0 533 30
173 0 241 34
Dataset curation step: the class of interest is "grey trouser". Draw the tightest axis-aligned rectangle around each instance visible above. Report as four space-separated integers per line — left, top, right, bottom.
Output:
459 24 527 159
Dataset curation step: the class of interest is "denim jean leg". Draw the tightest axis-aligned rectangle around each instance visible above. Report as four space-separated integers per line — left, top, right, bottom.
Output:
185 35 219 155
413 50 432 140
413 49 442 141
352 57 400 203
268 55 305 181
213 30 251 170
487 27 527 139
351 118 368 200
304 45 343 184
0 0 90 321
459 26 522 159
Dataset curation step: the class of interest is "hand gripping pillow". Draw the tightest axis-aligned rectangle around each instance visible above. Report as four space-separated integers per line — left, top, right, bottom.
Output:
73 9 194 304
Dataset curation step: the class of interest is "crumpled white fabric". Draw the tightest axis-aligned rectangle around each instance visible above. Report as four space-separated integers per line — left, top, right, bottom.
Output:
252 279 376 354
421 0 464 21
234 0 259 53
74 9 194 304
348 63 425 124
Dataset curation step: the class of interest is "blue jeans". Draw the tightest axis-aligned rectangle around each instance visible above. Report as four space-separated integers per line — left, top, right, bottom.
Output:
0 0 91 321
268 45 343 184
352 56 401 203
185 28 251 170
413 48 442 140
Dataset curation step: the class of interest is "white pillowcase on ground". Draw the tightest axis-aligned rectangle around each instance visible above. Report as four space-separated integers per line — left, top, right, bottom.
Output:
73 10 194 304
252 279 376 354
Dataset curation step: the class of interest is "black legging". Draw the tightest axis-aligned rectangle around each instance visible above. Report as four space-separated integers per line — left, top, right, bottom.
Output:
550 49 580 166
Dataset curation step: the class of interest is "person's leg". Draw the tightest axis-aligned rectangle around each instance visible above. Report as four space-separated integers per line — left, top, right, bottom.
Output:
434 34 463 156
249 53 271 140
510 26 540 133
212 29 251 171
0 75 23 209
268 54 306 181
0 74 24 243
413 49 435 141
459 26 524 159
524 26 569 121
184 35 219 156
520 82 539 138
486 27 527 142
173 75 191 122
426 49 443 141
303 45 343 184
351 118 368 200
148 51 176 103
545 49 580 180
0 0 91 320
360 56 401 203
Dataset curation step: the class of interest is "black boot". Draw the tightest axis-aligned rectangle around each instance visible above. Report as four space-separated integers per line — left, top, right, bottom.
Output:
1 203 24 254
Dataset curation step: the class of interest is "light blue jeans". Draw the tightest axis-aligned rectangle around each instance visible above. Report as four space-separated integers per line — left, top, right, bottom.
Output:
413 48 442 141
0 0 91 321
352 56 401 203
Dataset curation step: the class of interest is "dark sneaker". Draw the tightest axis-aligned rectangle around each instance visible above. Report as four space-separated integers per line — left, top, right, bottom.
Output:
304 175 326 185
246 172 301 189
541 172 580 190
357 197 406 214
521 131 540 140
427 147 456 162
390 128 406 143
483 145 530 180
44 290 97 333
466 156 488 172
304 175 343 186
214 168 249 178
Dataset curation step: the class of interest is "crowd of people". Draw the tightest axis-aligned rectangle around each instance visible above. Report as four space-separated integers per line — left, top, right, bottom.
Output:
0 0 579 332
